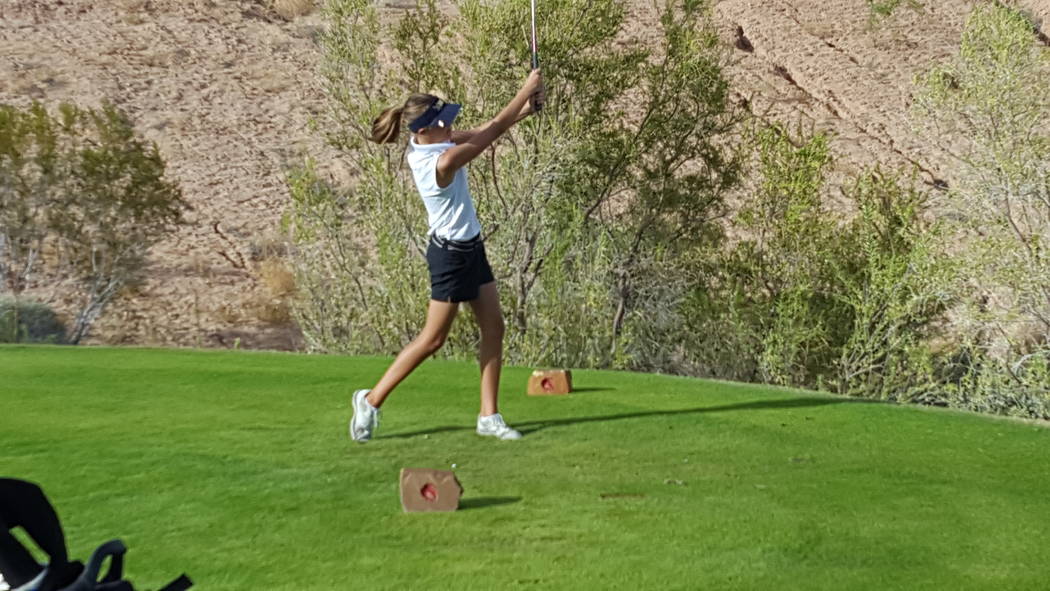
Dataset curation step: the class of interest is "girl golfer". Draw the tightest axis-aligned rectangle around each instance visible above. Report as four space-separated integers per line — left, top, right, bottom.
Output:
350 69 545 442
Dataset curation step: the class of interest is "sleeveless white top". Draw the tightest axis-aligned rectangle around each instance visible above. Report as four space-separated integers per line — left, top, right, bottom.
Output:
406 138 482 241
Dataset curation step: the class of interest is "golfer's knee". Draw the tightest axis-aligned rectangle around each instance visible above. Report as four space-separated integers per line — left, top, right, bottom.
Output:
419 333 447 355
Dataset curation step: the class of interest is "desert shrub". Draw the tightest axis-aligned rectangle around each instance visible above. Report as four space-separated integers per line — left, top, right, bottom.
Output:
0 297 66 344
684 124 950 400
828 171 953 401
259 257 296 298
288 0 741 367
683 124 839 385
682 4 1050 418
251 256 296 326
866 0 922 21
284 162 422 355
273 0 315 20
912 2 1050 416
936 347 1050 420
248 232 291 262
0 101 186 344
252 296 294 326
0 102 65 297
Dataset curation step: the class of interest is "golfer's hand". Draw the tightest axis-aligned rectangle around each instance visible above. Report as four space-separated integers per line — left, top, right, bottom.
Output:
523 68 543 96
530 83 546 114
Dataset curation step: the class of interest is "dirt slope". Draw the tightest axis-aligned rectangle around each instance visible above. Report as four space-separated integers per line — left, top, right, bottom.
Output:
1 0 1046 349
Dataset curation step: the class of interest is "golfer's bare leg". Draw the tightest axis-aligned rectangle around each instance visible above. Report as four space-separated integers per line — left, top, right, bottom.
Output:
366 299 459 408
469 282 504 417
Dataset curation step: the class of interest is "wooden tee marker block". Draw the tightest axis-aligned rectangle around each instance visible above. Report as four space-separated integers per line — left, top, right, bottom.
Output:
527 369 573 396
399 468 463 513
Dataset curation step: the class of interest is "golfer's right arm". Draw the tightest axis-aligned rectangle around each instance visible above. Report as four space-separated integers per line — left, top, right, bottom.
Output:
437 70 542 180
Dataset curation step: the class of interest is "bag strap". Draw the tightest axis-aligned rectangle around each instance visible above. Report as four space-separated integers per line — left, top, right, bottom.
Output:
157 574 193 591
53 540 125 591
82 540 126 587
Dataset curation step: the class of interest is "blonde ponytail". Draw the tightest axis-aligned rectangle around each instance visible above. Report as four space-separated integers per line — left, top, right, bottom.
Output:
370 105 404 144
370 94 445 144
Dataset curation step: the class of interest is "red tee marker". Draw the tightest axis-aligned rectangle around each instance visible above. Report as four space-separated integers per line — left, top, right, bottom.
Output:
400 468 462 513
527 369 572 395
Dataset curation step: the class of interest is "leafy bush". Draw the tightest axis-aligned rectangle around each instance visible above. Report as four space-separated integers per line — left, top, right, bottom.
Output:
829 170 953 401
0 101 186 344
938 348 1050 420
684 124 950 400
912 2 1050 417
0 297 66 344
682 124 838 385
913 3 1049 348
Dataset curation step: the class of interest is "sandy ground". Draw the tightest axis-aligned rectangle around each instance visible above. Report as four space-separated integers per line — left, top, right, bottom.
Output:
1 0 1047 350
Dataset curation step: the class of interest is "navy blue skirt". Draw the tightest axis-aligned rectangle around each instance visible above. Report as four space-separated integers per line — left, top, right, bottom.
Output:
426 234 495 303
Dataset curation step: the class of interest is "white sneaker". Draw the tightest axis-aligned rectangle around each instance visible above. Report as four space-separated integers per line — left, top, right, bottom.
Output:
476 413 522 440
350 389 380 443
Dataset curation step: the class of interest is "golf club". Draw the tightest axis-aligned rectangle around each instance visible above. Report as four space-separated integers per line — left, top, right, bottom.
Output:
530 0 543 113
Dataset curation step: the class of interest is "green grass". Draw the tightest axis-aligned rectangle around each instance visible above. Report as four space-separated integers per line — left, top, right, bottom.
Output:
1 345 1048 590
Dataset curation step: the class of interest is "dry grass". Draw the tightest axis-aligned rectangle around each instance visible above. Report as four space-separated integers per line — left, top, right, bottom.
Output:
215 301 245 325
255 72 294 93
188 253 214 278
273 0 315 20
251 296 293 325
249 233 291 262
117 0 150 23
249 257 296 325
258 257 295 297
117 0 149 11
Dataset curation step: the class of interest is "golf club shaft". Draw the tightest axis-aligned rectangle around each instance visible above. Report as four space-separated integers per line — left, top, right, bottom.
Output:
530 0 542 113
530 0 538 70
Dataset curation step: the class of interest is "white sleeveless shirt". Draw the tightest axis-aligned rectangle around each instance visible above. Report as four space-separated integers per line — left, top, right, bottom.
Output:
406 138 482 241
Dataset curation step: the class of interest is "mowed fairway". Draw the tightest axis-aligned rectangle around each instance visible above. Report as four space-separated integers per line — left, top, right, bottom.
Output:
1 346 1048 590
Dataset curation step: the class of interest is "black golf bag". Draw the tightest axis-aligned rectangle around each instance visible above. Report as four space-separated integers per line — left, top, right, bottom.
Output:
0 478 192 591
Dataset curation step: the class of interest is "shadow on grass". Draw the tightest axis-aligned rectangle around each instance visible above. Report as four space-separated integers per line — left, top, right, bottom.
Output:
381 396 869 439
459 496 522 510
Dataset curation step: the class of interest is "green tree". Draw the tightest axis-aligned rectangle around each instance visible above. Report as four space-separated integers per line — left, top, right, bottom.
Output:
0 102 67 297
0 101 186 344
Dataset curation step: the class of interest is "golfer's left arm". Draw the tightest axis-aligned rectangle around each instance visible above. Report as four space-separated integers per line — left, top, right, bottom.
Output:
451 90 543 144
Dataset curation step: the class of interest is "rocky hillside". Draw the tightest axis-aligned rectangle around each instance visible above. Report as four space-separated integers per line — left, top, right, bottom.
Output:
1 0 1047 349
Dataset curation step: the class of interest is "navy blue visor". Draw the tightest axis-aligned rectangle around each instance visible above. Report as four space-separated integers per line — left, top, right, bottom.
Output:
408 98 461 133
